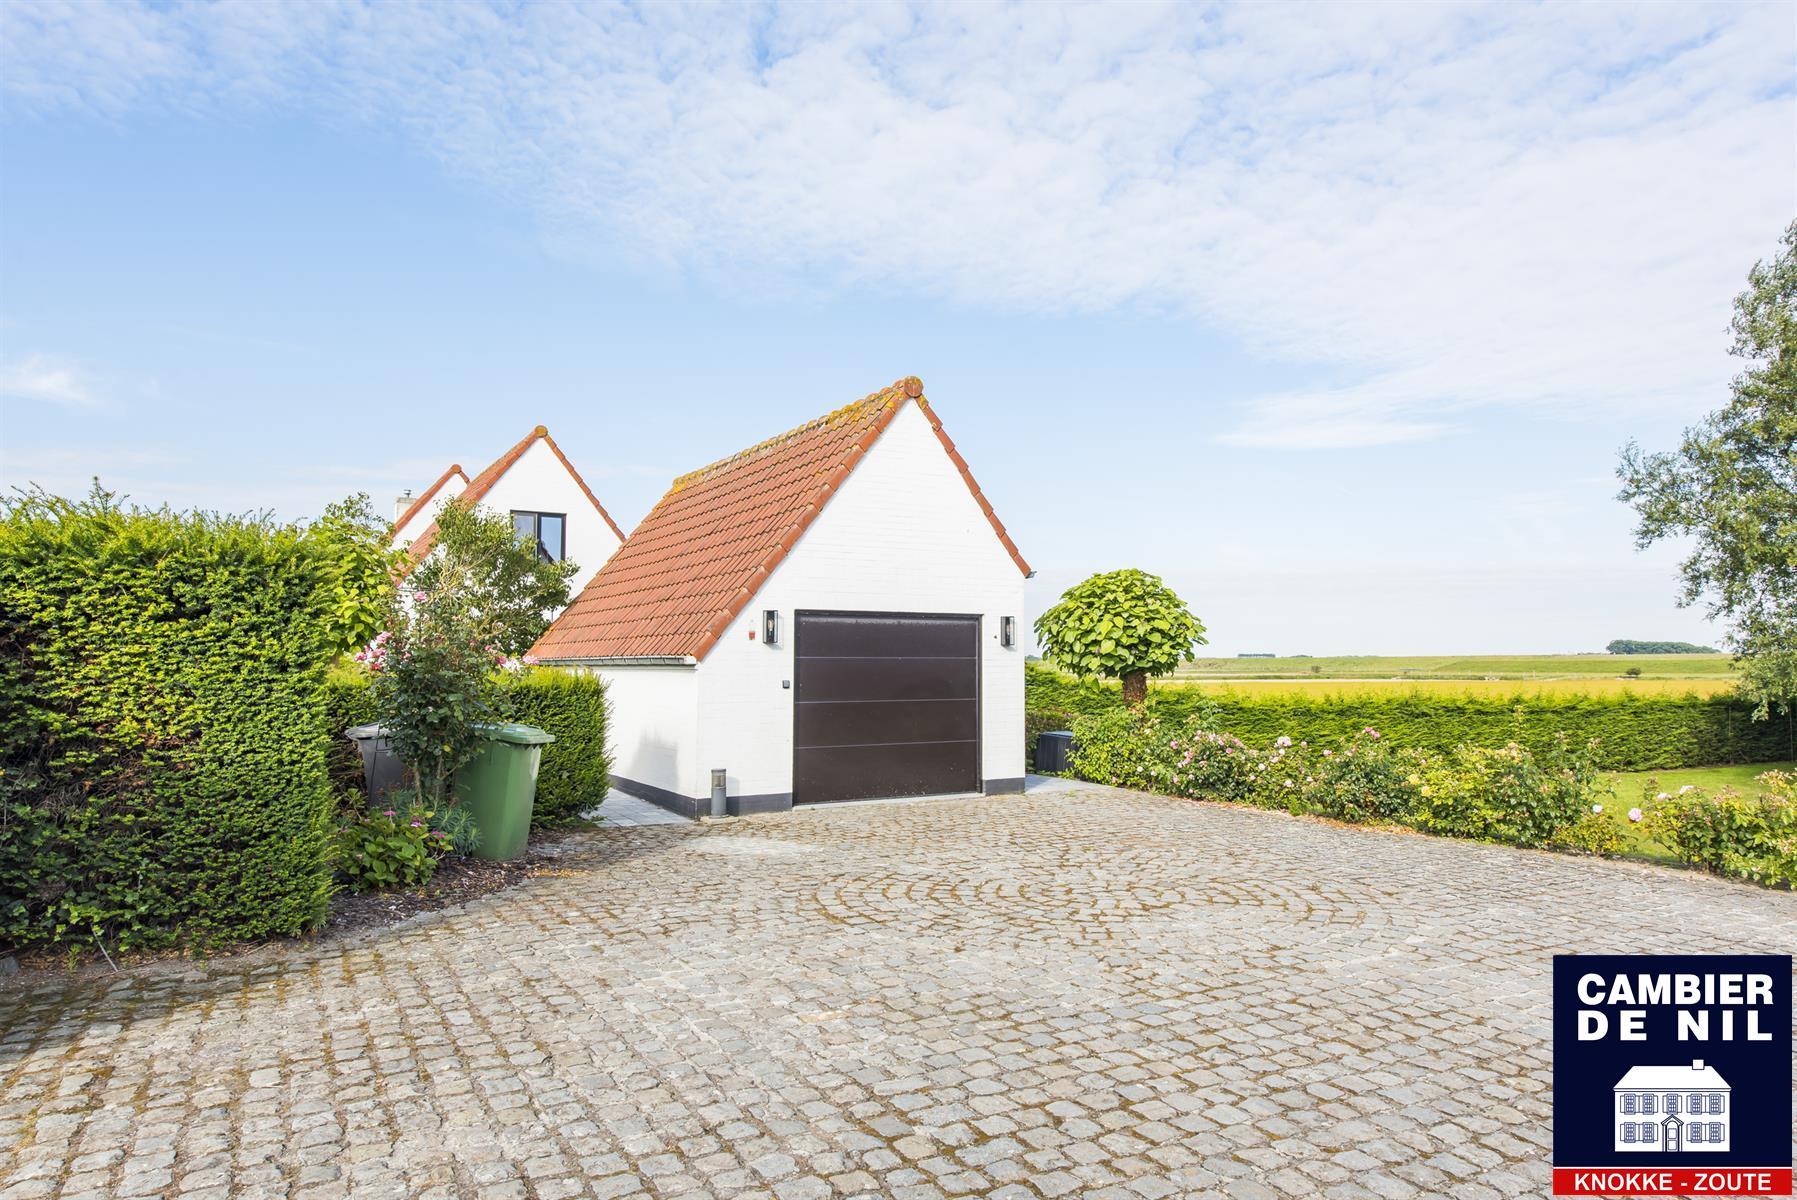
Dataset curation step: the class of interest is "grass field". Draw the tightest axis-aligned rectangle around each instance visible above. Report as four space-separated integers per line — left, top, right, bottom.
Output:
1172 653 1733 681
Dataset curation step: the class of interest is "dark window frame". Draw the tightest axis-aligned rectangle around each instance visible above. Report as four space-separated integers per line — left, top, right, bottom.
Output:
511 510 567 563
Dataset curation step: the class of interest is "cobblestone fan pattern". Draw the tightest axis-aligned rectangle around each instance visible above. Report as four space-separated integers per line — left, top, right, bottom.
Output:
4 787 1795 1200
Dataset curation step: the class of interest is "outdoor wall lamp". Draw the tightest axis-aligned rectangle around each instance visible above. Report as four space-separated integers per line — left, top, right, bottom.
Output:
763 609 780 646
1001 616 1016 648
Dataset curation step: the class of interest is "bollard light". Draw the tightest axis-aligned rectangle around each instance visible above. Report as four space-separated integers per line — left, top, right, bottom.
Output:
710 768 728 819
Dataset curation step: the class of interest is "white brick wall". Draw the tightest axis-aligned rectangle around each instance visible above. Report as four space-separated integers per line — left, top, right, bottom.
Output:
591 665 701 799
696 400 1026 801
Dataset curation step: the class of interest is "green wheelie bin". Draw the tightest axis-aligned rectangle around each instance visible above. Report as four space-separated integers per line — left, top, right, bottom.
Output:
456 723 555 860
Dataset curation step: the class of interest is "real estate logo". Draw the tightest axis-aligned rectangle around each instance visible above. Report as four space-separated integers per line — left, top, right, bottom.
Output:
1553 955 1792 1197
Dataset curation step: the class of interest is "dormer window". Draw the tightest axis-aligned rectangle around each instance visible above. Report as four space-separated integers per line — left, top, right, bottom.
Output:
512 511 566 563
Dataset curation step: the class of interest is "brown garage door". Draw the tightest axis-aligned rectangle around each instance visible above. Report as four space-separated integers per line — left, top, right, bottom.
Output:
793 611 981 805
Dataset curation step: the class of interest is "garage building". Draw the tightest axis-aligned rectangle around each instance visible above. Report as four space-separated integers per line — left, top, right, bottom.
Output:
531 376 1031 816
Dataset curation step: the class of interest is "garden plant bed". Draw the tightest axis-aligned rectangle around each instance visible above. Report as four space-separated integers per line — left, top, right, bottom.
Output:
0 830 589 987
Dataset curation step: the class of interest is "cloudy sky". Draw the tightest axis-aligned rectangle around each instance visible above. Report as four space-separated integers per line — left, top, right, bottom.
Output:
2 1 1791 653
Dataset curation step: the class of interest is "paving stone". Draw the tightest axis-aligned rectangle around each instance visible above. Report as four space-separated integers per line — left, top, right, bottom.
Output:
1 785 1792 1199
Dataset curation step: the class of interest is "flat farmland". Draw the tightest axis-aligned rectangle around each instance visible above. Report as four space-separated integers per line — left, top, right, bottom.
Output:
1172 652 1733 682
1166 676 1738 698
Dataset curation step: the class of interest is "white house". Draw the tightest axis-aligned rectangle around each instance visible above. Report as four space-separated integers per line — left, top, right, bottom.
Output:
392 425 626 600
532 376 1032 816
1614 1061 1730 1152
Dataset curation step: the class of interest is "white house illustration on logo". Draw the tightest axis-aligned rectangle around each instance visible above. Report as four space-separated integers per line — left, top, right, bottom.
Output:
1613 1061 1730 1152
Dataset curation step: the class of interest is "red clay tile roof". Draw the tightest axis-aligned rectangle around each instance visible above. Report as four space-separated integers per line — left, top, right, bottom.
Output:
403 426 625 565
532 376 1030 663
393 464 468 536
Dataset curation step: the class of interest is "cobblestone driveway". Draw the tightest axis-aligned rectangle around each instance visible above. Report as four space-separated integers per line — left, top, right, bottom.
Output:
3 784 1794 1200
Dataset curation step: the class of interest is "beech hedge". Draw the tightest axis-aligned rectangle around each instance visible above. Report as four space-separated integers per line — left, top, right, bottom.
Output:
1025 664 1793 771
1 493 338 952
323 667 610 826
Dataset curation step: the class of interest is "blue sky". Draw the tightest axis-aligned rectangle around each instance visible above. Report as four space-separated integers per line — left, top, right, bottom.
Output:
2 1 1792 654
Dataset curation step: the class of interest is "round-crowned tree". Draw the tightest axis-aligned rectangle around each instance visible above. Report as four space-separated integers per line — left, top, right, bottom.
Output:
1033 569 1206 705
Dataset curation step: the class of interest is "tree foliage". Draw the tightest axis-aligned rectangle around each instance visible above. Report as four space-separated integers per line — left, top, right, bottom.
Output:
367 594 499 808
1033 569 1206 703
409 503 577 657
1605 640 1720 655
1619 221 1797 719
311 492 401 657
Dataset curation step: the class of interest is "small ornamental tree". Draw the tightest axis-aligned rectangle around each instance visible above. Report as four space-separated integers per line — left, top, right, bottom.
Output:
409 503 577 657
310 493 402 657
364 587 499 807
1034 569 1206 705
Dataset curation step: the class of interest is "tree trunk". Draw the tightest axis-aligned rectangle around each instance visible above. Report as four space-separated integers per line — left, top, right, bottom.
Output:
1121 671 1148 706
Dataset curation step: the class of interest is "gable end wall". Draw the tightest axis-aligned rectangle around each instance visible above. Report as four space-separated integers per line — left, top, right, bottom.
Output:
695 401 1026 802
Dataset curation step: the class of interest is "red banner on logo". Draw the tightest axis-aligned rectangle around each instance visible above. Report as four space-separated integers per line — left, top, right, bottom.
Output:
1552 1167 1792 1196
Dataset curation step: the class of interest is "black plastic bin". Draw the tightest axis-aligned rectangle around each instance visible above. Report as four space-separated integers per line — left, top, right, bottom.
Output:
344 723 407 800
1035 730 1075 774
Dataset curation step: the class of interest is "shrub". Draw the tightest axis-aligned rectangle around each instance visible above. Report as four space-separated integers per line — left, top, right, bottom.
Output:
0 487 338 952
1548 811 1628 858
1026 663 1789 771
1413 736 1604 847
1643 772 1797 888
1242 737 1316 811
368 591 500 807
1295 729 1423 823
1164 726 1259 805
336 805 451 891
323 664 380 792
1067 709 1179 792
408 502 576 657
497 668 612 824
311 493 401 657
326 667 608 827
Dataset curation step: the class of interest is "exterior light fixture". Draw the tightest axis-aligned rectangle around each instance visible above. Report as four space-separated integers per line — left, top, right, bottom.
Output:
710 768 727 819
763 609 780 646
1001 616 1016 648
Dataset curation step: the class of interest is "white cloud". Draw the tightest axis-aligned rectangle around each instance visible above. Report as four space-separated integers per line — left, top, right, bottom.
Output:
4 1 1791 445
0 353 100 406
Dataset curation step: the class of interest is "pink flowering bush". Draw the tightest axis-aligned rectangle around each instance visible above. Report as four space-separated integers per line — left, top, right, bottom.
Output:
1642 772 1797 888
1289 728 1423 823
1243 736 1317 812
1163 726 1259 804
1062 708 1621 857
351 629 392 672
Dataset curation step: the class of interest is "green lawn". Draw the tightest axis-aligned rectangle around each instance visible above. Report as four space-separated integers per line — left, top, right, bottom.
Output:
1597 761 1793 864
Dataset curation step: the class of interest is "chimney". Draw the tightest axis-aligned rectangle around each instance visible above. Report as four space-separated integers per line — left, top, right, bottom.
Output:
1691 1059 1704 1071
394 490 415 523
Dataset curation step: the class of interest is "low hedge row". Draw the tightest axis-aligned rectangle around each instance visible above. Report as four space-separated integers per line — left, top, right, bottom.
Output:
2 494 338 952
323 667 610 826
1025 664 1794 771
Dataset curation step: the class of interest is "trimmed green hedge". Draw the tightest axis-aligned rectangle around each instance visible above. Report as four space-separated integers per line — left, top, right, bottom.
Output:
1025 664 1794 772
1 493 338 952
322 667 610 826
